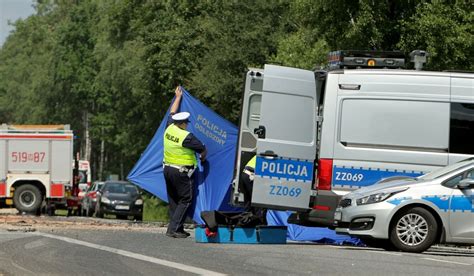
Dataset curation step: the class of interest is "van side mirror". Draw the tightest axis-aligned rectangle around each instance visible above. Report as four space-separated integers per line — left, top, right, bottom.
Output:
457 179 474 189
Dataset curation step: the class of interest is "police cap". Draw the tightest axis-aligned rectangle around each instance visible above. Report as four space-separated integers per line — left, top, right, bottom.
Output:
172 112 190 123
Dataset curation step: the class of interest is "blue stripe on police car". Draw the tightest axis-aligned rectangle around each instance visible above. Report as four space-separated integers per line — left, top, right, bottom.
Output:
388 195 472 213
387 197 412 205
422 195 472 212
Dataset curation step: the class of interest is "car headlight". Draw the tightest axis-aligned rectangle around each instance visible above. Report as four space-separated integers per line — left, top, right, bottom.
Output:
101 197 111 204
135 199 143 205
356 188 408 205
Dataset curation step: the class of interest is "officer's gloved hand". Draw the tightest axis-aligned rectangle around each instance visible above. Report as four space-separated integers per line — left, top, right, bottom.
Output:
199 149 207 162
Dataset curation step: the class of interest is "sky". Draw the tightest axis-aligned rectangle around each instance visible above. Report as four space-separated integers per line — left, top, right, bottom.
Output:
0 0 35 47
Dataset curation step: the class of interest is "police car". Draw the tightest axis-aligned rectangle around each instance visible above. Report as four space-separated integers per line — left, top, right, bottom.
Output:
334 158 474 253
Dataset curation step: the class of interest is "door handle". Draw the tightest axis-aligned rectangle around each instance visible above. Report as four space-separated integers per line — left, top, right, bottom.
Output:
254 125 266 139
259 150 278 158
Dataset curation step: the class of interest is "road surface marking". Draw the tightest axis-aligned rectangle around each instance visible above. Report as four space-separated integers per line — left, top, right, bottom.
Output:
368 250 403 256
0 256 36 275
24 239 47 249
422 258 471 266
34 232 226 276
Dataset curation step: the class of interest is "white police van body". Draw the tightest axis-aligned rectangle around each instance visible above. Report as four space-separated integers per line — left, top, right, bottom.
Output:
232 51 474 227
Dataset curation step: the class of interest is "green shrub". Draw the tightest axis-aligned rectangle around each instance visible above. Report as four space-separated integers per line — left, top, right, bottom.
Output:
143 193 169 222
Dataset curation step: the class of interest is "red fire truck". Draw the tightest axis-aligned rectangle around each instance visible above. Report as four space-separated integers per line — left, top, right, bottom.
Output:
0 124 77 214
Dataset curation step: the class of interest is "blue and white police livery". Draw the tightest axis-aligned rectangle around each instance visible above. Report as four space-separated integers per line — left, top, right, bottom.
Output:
252 156 315 210
255 156 314 182
334 159 474 253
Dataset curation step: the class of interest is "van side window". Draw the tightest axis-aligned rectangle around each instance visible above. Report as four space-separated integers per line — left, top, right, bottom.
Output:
450 103 474 154
339 99 449 151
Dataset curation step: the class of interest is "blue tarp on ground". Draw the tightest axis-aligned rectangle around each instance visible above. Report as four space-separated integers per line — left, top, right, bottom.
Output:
127 88 358 244
267 211 362 244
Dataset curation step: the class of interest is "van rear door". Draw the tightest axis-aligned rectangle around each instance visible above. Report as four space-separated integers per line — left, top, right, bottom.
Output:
231 69 263 206
252 65 318 211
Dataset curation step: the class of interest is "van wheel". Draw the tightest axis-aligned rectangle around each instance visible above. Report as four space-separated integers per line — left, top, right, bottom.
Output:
13 184 43 214
389 207 437 253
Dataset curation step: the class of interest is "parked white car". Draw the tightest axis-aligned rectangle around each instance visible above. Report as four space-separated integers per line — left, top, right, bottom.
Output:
334 159 474 252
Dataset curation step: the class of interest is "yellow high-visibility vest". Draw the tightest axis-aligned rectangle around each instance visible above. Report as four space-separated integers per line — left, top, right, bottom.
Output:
246 155 256 169
163 124 197 166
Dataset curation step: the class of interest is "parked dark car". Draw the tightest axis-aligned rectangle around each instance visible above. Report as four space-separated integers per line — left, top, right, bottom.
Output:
95 181 143 221
81 181 105 217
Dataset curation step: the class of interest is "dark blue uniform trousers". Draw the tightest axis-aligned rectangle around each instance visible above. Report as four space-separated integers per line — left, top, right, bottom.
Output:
164 166 193 234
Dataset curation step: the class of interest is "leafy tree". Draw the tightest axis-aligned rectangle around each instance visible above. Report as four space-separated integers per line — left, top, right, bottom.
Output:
398 1 474 70
0 0 472 181
0 10 55 124
189 1 289 123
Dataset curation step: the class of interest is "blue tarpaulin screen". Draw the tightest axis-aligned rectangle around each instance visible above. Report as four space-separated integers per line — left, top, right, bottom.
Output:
128 88 358 244
127 88 239 224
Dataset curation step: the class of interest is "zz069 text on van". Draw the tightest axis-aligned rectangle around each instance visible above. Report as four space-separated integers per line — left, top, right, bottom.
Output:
269 185 302 197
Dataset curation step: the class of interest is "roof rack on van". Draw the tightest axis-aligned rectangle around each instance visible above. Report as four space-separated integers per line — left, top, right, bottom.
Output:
328 50 405 70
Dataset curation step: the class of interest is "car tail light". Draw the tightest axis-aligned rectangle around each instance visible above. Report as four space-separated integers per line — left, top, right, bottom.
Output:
316 159 333 191
89 192 96 198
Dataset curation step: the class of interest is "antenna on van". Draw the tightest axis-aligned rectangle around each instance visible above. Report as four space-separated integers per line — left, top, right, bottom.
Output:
409 50 429 71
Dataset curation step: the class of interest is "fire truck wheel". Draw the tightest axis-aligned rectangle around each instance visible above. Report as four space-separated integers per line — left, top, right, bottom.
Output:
13 184 43 214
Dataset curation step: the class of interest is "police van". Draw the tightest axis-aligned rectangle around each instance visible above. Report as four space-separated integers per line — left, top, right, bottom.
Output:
232 50 474 227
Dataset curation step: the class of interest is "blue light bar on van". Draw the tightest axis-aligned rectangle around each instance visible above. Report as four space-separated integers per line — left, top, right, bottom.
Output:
328 50 405 70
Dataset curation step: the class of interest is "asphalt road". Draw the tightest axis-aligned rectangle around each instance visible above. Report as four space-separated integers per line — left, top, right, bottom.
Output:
0 226 472 276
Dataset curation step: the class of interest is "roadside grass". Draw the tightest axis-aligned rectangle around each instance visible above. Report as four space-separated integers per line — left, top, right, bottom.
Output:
55 209 68 216
143 194 169 222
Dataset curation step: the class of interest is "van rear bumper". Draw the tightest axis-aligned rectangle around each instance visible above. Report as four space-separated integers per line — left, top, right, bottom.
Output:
287 190 341 228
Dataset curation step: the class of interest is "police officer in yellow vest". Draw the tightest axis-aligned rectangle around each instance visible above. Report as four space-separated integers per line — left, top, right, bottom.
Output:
240 155 256 211
164 86 207 238
240 155 267 222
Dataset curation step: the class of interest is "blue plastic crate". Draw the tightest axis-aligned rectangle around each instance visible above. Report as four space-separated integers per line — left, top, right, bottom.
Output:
195 225 287 244
195 225 232 243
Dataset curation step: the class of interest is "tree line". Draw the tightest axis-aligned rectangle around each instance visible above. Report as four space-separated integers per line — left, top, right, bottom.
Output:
0 0 472 180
